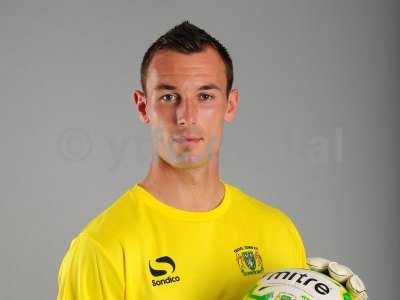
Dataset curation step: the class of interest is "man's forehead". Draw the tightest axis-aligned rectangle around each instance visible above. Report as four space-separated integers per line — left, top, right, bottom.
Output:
146 47 227 90
154 82 223 93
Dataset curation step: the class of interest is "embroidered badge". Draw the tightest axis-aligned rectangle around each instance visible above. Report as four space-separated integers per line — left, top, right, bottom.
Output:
234 245 264 276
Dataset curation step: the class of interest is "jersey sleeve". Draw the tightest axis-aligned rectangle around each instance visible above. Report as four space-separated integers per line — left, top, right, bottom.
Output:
56 233 124 300
269 207 309 270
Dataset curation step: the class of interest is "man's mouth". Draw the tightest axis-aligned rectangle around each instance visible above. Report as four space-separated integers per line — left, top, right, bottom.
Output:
173 136 203 144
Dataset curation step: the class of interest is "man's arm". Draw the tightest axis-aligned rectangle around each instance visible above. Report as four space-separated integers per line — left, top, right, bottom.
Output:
268 207 309 270
268 210 368 299
57 233 124 300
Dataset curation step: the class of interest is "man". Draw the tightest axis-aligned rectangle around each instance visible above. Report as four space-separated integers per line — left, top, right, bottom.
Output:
57 21 367 299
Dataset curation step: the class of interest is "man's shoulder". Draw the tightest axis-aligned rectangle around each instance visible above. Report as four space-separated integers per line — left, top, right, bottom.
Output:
226 181 294 224
77 185 139 243
60 185 142 276
225 181 307 268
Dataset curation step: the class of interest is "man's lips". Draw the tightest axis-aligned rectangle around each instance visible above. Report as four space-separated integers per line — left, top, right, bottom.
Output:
173 136 203 144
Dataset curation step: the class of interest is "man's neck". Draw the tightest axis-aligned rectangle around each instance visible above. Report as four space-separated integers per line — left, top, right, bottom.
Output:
139 156 225 212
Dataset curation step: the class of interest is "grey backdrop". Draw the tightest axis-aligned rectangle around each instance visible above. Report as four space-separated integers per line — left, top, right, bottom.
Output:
1 0 398 299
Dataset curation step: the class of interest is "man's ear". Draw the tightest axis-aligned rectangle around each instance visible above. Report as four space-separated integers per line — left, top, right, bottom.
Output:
132 89 150 124
224 88 239 122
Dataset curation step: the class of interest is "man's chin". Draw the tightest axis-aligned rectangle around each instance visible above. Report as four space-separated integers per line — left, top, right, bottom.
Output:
167 154 210 170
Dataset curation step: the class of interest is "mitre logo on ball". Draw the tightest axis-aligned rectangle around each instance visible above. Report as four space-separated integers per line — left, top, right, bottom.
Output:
243 268 353 300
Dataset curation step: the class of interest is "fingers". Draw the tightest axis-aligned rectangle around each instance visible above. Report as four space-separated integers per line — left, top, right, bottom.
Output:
347 275 368 300
307 257 330 273
328 261 353 283
307 257 368 300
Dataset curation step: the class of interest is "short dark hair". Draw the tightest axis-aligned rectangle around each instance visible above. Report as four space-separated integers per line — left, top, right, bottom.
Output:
140 20 234 96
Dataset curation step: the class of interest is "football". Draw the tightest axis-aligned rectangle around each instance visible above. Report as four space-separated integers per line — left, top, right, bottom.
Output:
242 268 352 300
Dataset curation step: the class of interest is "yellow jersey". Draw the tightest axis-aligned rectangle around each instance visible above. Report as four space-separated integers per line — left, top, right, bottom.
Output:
57 181 308 299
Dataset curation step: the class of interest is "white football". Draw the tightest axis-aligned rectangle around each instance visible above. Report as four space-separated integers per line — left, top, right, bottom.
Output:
242 268 352 300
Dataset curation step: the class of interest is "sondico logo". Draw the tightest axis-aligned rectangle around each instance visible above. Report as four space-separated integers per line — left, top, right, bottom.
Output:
148 256 181 287
266 270 331 296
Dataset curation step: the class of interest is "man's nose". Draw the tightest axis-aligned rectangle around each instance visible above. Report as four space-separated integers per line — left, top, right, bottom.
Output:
176 98 197 126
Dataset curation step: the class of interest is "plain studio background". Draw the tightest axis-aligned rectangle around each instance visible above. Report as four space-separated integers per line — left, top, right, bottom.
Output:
1 0 399 299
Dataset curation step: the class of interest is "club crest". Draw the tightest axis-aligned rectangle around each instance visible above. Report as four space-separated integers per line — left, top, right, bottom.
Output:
234 245 264 276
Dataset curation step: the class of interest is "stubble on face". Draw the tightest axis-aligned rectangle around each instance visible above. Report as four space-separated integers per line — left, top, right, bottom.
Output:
145 46 229 170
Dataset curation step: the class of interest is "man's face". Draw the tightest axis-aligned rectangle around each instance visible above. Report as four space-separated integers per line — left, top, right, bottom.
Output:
134 46 239 169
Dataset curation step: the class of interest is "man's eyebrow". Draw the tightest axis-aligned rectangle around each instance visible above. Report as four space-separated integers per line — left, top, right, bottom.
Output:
155 83 177 91
197 84 221 92
154 83 222 92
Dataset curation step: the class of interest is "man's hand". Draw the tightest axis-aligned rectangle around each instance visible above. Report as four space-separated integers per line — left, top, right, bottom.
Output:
307 257 368 300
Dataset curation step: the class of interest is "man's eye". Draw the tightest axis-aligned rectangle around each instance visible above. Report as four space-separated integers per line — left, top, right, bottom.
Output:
199 94 214 101
161 94 177 102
